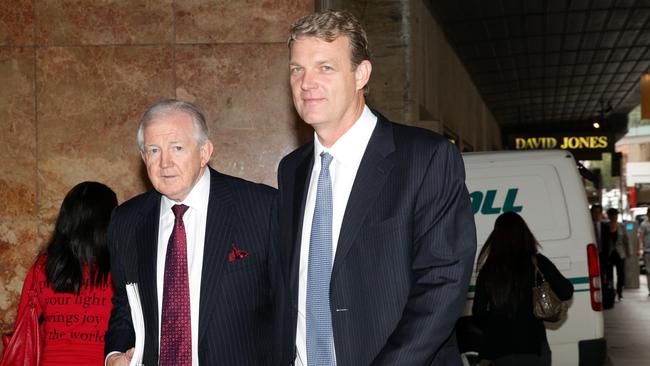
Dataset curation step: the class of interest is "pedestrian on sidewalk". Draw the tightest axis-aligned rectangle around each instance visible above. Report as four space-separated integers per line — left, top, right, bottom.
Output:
638 209 650 296
603 208 629 301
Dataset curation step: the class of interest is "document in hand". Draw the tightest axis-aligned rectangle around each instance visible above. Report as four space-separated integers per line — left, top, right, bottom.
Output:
126 283 145 366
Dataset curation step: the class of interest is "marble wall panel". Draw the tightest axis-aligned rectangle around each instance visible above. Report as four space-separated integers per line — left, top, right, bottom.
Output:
35 0 173 45
175 43 298 131
36 45 174 220
38 155 147 219
210 127 309 187
0 48 37 220
0 220 40 333
1 0 317 339
0 48 36 159
175 0 312 44
0 157 37 221
0 0 34 46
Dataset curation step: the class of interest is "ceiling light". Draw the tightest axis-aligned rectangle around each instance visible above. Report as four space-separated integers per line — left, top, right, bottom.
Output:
593 122 600 129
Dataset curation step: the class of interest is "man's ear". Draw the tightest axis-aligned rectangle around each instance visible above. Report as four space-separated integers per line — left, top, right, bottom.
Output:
140 150 146 164
355 60 372 91
200 140 214 167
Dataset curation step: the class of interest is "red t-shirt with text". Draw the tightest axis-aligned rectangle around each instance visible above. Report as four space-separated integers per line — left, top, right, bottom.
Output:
16 255 113 366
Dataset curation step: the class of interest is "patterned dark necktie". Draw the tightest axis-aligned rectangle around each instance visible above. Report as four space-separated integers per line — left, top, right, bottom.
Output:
160 204 192 366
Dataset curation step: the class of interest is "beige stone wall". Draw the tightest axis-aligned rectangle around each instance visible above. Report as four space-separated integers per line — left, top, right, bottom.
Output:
322 0 411 123
0 0 313 334
408 0 501 151
329 0 501 151
362 1 412 124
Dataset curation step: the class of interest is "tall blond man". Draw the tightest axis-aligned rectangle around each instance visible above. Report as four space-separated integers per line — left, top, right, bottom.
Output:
277 10 477 366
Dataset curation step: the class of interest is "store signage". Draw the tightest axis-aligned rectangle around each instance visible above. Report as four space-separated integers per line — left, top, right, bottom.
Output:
506 132 613 159
513 135 609 150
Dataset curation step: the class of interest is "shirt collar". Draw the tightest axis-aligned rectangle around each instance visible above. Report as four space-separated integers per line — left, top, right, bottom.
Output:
160 168 211 216
313 105 377 167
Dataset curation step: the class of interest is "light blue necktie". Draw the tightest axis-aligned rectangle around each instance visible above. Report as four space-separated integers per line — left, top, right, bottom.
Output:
307 152 336 366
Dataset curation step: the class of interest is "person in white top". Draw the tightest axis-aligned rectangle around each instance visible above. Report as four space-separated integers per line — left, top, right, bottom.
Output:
105 99 282 366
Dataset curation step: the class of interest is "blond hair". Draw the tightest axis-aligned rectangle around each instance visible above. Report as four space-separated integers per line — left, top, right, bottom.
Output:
288 9 371 70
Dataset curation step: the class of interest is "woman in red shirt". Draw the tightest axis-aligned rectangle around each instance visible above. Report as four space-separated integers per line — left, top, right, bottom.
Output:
13 181 117 365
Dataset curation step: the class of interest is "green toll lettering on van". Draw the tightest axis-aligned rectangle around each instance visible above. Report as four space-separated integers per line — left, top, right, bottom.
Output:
469 188 523 215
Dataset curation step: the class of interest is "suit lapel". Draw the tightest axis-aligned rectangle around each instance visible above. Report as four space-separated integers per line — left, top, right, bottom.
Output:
288 148 314 302
332 116 395 279
135 194 162 356
199 168 235 341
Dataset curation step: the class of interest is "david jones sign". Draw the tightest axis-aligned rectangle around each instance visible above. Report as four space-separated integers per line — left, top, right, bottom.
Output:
513 136 608 150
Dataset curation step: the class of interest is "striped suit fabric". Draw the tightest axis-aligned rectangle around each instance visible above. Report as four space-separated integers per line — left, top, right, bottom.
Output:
105 167 284 366
277 112 477 366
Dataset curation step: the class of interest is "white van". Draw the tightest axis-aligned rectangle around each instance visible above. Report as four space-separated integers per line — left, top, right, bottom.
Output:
457 150 606 366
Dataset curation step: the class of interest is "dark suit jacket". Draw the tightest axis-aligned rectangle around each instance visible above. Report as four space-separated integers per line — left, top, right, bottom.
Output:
599 221 611 256
277 112 477 366
105 167 282 365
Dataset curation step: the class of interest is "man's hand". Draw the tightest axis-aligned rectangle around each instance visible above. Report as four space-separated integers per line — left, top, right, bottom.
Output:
106 348 134 366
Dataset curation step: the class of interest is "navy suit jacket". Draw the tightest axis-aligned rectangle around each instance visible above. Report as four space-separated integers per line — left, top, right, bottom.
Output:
105 168 282 365
277 113 477 365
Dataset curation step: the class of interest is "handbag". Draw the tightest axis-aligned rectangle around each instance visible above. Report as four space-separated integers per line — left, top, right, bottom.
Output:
532 256 565 322
0 264 44 366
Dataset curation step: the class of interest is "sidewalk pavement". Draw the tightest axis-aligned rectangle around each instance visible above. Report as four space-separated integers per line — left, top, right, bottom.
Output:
604 275 650 366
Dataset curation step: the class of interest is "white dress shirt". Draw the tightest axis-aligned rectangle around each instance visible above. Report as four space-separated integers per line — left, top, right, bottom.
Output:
157 167 210 366
295 106 377 366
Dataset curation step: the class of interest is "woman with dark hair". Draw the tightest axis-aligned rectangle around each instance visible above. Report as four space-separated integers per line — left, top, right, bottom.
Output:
10 181 117 365
472 212 573 366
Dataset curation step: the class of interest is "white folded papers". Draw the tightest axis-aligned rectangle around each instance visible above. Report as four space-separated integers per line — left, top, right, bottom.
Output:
126 283 145 366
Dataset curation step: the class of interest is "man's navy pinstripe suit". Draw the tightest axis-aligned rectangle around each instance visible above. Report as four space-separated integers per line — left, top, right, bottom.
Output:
105 167 282 365
277 113 477 365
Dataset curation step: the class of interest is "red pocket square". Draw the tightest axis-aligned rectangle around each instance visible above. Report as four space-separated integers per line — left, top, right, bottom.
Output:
228 244 249 262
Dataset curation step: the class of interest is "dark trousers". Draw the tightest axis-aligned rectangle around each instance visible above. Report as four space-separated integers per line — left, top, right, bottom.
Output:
480 341 552 366
607 252 625 297
599 253 611 288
